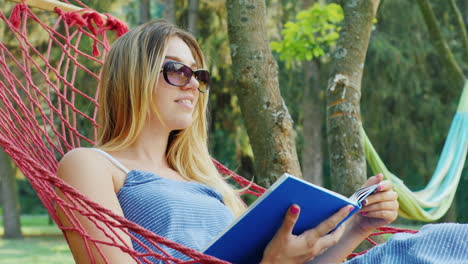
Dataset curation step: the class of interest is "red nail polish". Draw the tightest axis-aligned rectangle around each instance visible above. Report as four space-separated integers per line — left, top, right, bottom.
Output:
348 206 355 212
290 205 299 215
377 184 383 191
361 212 367 216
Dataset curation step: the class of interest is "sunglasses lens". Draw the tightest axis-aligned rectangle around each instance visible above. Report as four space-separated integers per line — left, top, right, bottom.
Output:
165 62 192 86
163 61 210 92
194 70 210 92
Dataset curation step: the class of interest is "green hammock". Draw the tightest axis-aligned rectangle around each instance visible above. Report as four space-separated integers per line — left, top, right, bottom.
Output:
364 81 468 222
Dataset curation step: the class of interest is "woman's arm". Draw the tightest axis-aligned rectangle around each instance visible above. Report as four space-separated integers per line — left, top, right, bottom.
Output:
56 148 137 264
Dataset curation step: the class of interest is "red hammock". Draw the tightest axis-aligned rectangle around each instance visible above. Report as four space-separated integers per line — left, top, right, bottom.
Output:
0 1 415 263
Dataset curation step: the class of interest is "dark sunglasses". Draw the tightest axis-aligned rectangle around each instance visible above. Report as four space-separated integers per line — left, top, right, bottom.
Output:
161 61 210 93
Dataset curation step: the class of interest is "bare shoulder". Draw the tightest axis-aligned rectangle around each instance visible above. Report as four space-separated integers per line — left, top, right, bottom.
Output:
60 147 106 167
58 147 114 184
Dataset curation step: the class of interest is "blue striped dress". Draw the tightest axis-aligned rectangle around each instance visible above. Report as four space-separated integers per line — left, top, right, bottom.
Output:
344 223 468 264
92 149 235 263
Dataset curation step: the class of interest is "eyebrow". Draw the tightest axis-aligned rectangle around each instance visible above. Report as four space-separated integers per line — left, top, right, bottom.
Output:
164 55 197 68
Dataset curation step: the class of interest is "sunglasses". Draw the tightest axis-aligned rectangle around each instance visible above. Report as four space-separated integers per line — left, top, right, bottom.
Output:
161 61 210 93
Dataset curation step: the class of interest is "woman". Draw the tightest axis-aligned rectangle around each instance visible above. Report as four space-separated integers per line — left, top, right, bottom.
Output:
57 20 399 264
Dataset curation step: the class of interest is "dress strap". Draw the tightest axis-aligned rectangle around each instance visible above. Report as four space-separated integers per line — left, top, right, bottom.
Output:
90 148 130 174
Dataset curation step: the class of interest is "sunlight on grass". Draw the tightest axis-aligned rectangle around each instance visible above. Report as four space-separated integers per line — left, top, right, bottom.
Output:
0 215 62 236
0 237 74 264
0 215 74 264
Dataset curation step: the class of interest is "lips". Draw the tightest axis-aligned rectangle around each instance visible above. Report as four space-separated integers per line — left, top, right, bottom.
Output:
174 96 195 108
177 99 192 105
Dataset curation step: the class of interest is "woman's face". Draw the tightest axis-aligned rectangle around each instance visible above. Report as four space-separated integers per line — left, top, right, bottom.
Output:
153 37 201 131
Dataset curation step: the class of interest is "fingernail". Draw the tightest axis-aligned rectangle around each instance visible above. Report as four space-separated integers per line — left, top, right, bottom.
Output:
377 184 383 191
290 205 300 215
348 206 355 212
361 212 367 216
362 199 368 206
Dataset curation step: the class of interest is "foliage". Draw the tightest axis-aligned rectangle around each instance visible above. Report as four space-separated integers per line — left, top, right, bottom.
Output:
17 180 48 214
270 3 343 67
361 0 467 222
362 0 460 188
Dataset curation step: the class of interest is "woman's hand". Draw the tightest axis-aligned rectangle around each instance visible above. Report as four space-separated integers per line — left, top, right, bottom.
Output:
352 173 399 234
261 204 354 264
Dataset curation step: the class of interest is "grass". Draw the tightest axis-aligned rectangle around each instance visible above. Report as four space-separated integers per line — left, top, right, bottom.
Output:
0 215 74 264
0 237 74 264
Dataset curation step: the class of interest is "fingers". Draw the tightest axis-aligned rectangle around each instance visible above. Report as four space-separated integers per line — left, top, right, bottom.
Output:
360 179 399 224
360 210 398 219
267 205 352 263
305 224 345 259
374 180 393 192
278 204 301 237
300 206 351 257
315 223 345 250
307 205 353 239
360 201 399 214
363 173 384 187
364 182 398 206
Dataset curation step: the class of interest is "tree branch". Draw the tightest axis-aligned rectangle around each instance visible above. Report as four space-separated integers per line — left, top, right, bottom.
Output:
449 0 468 65
416 0 465 86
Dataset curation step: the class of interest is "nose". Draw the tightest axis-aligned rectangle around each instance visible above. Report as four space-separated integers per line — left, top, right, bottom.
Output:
182 75 199 91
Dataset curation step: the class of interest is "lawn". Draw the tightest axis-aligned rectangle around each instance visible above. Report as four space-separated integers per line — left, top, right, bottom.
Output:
0 215 74 264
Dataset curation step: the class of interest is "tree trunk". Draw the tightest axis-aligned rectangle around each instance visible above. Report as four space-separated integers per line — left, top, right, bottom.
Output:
188 0 198 36
0 149 22 239
327 0 379 196
226 0 302 187
139 0 150 24
416 0 465 88
301 60 323 185
162 0 176 24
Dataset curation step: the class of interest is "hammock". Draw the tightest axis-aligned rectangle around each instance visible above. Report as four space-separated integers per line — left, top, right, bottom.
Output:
364 81 468 221
0 1 415 263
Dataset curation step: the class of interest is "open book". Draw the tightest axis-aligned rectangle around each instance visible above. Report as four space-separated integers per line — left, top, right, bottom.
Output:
202 173 378 264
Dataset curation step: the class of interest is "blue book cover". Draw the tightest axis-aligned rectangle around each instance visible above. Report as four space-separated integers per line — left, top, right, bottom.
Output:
202 173 377 264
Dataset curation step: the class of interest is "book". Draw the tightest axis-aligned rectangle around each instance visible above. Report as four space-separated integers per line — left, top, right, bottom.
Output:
202 173 378 264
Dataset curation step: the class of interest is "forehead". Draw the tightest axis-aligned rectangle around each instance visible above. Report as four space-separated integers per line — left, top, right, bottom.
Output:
165 37 196 67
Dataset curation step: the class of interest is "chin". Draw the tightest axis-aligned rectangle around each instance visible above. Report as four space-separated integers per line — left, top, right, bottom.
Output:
170 119 194 131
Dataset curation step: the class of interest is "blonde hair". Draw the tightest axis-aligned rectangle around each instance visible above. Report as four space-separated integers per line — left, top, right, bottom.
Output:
96 20 245 216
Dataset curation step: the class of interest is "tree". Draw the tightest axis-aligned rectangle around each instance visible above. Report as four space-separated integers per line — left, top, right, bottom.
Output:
0 148 22 239
416 0 465 89
226 0 302 187
139 0 150 24
327 0 380 196
188 0 198 36
161 0 175 23
270 2 344 185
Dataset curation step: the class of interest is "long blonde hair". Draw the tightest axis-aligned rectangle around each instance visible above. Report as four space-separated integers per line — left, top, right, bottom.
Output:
96 20 245 216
